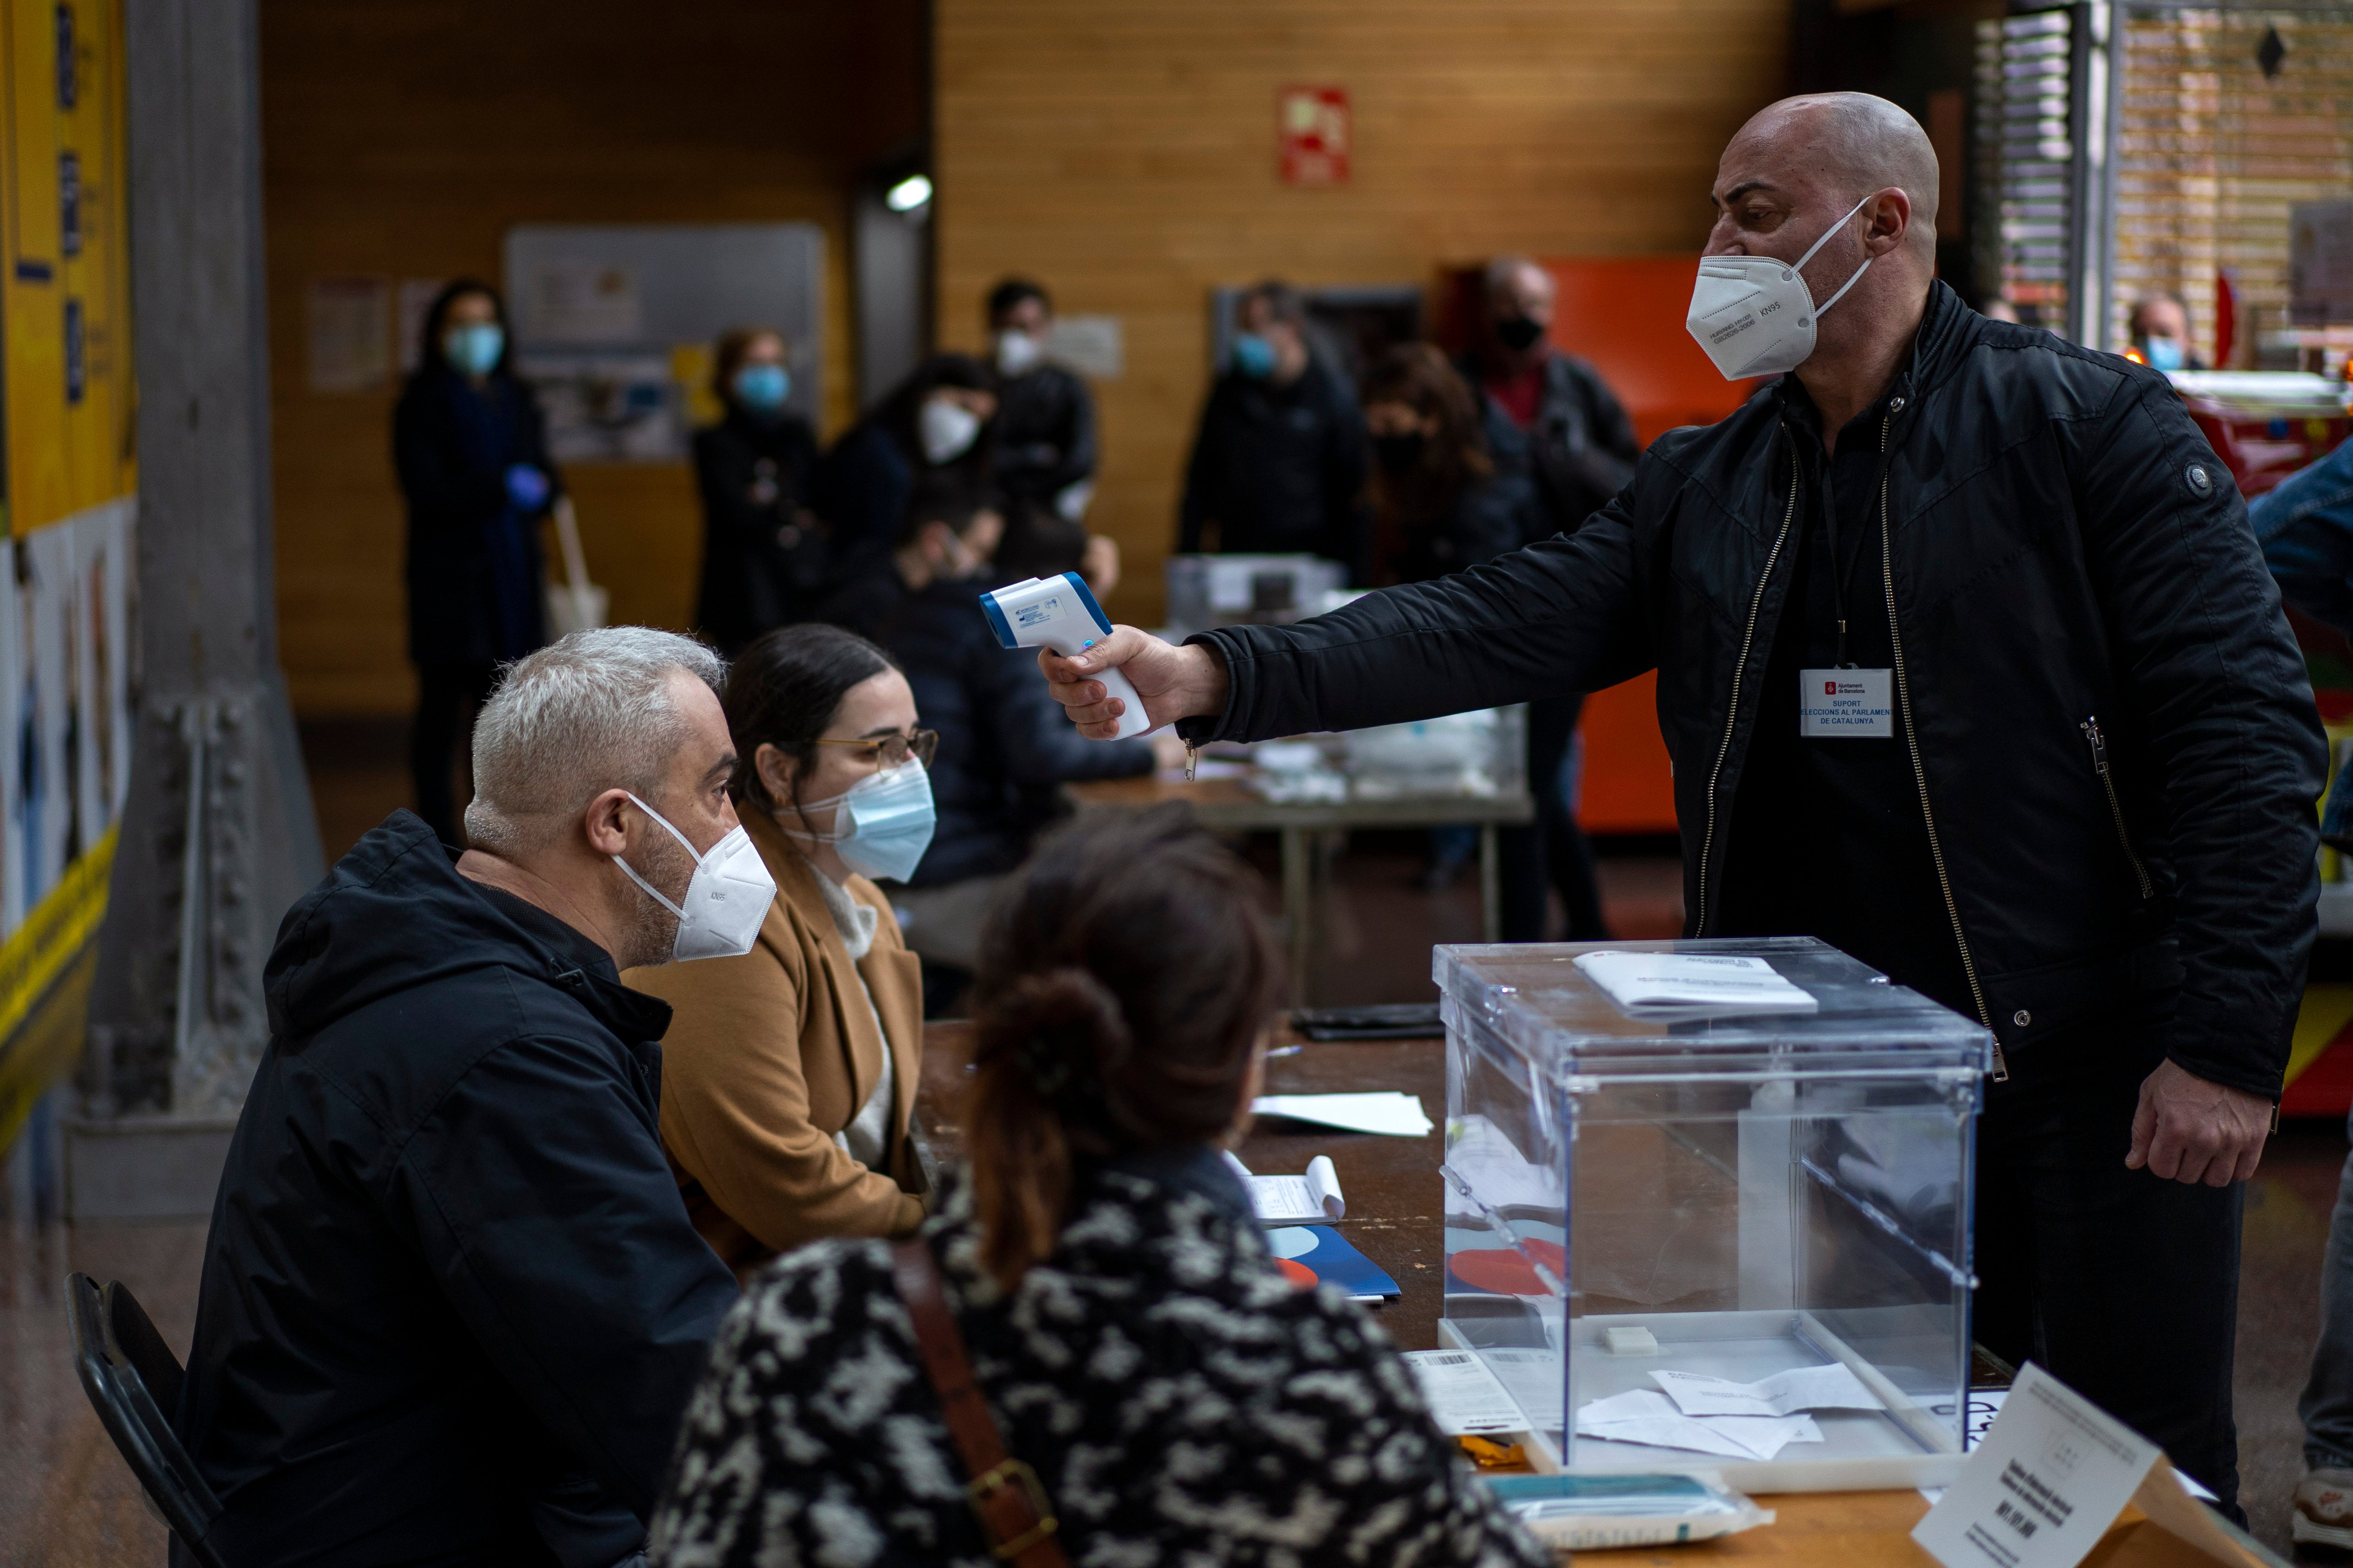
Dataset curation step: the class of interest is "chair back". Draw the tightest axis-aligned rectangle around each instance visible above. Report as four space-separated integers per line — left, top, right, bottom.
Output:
65 1272 229 1568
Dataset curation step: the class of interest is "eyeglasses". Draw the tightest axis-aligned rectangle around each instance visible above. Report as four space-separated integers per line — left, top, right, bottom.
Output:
812 729 939 770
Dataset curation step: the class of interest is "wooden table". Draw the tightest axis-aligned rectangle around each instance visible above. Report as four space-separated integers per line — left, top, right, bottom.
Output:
1064 771 1533 1004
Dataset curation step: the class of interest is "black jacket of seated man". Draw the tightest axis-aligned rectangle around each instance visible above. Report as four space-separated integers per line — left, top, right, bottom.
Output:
177 809 739 1568
1181 284 2325 1505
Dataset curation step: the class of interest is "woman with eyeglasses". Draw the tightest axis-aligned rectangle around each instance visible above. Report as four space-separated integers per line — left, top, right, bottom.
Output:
626 623 939 1279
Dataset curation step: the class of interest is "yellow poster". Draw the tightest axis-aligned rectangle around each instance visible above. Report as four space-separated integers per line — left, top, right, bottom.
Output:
3 0 134 537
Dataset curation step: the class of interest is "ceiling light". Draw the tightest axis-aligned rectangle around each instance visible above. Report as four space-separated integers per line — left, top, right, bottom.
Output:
885 175 932 213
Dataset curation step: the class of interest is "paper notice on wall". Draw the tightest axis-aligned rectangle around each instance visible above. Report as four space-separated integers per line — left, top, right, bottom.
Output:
2291 200 2353 325
1045 315 1123 379
398 279 449 373
524 259 642 344
306 276 392 393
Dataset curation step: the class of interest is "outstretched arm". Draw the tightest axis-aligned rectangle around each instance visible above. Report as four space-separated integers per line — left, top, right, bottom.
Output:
1044 498 1652 742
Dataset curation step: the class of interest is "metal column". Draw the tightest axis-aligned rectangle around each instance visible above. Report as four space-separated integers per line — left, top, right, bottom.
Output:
70 0 323 1218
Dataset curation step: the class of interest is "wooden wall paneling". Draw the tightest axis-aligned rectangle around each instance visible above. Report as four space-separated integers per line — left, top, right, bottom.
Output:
934 0 1790 628
262 0 921 717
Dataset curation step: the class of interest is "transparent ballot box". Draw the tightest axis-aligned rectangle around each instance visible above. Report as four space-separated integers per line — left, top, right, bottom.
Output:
1435 938 1991 1492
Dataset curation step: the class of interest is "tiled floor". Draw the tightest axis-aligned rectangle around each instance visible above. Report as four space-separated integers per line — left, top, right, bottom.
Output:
1 732 2343 1563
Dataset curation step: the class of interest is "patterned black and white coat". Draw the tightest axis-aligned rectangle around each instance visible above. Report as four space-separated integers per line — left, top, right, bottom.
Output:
647 1145 1550 1568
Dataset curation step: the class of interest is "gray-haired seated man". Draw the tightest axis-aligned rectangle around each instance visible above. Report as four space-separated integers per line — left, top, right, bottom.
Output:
176 628 764 1568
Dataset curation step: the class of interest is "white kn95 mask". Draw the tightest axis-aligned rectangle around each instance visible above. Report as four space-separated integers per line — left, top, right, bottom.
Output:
1685 193 1877 381
614 794 777 962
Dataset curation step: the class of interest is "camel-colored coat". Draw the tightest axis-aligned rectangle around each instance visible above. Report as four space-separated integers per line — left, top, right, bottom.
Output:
625 809 925 1276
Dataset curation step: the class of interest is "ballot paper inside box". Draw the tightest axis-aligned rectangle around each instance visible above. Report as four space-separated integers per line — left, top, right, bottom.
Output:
1434 936 1993 1492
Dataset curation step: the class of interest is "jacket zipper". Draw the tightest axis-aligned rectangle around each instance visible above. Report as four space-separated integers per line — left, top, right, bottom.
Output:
1695 429 1801 935
1877 408 2004 1080
2079 716 2154 900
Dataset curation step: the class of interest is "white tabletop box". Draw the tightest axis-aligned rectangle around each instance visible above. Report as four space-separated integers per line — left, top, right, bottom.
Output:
1435 937 1992 1492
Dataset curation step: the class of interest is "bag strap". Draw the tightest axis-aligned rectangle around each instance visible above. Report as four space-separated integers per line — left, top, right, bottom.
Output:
890 1239 1069 1568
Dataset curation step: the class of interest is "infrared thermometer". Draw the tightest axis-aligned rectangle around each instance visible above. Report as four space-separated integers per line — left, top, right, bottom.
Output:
980 573 1155 740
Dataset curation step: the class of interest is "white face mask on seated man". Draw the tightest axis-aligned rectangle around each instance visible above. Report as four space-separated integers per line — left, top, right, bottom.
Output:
613 793 778 962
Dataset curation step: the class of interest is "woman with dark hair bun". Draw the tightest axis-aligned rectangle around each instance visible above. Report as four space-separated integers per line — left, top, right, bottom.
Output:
649 806 1549 1568
626 622 936 1279
393 276 561 845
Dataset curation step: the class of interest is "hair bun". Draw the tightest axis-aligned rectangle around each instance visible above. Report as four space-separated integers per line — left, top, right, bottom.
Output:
989 967 1130 1061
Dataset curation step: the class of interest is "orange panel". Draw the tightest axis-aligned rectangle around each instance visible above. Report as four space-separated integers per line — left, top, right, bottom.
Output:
1538 256 1761 448
1576 671 1677 835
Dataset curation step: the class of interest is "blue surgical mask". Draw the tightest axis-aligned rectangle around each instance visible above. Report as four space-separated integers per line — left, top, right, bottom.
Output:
444 322 504 377
780 761 936 884
733 363 790 412
2142 336 2186 373
1233 332 1277 380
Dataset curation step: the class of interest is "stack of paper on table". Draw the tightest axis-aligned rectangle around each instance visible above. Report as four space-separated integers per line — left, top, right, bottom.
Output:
1576 1364 1884 1462
1571 951 1819 1021
1222 1152 1345 1223
1250 1092 1432 1136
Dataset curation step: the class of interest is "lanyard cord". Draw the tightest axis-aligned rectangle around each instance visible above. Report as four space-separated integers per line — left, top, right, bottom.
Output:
1818 424 1904 667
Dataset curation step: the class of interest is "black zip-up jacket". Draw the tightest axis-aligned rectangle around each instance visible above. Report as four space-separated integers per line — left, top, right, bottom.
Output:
177 811 739 1567
1459 348 1642 543
1187 284 2324 1096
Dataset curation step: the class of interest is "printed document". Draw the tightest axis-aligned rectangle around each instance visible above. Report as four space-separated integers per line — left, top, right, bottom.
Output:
1573 951 1819 1020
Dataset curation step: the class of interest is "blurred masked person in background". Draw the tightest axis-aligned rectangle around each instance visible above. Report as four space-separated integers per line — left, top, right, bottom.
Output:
2129 293 2206 373
1177 279 1370 580
629 625 933 1280
692 326 824 656
394 279 561 846
1362 343 1526 587
1361 343 1543 895
811 353 996 596
985 277 1099 524
1462 256 1636 941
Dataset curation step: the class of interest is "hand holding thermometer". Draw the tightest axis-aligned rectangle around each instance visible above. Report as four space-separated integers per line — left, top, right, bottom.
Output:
980 574 1155 740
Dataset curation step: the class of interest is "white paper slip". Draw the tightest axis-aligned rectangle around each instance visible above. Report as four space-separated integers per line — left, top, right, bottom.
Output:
1576 1388 1822 1462
1250 1092 1433 1137
1650 1364 1884 1418
1223 1151 1346 1223
1572 952 1819 1021
1404 1350 1527 1436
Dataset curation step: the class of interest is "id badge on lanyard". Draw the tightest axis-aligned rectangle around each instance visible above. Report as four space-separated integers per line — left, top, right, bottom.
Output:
1799 433 1900 739
1800 668 1893 737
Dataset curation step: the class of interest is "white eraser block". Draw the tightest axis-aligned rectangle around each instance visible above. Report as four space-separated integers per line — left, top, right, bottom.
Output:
1605 1327 1659 1356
